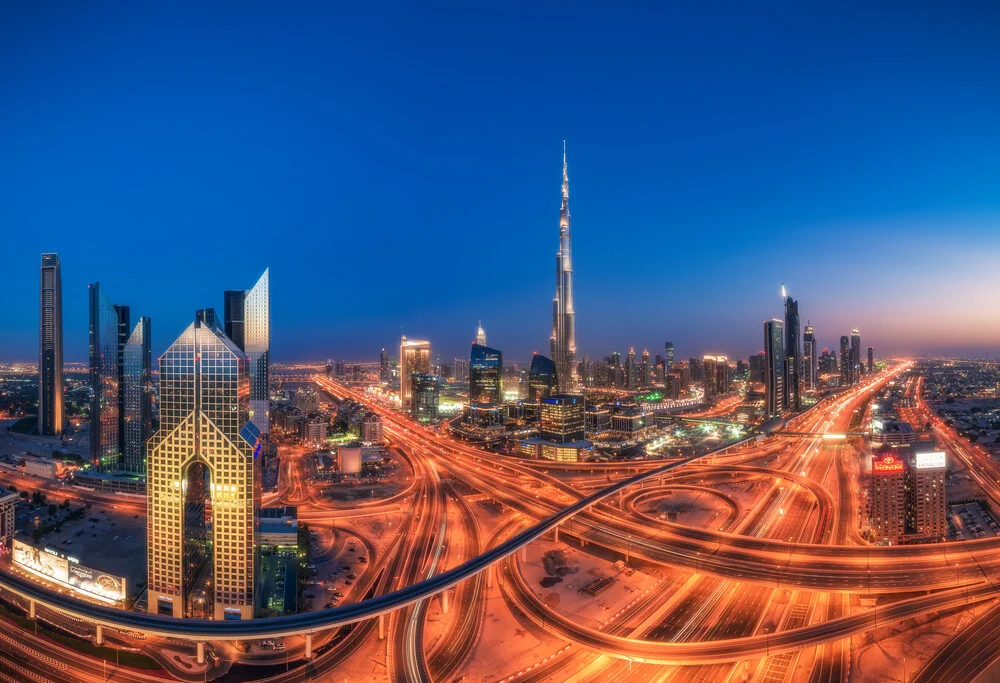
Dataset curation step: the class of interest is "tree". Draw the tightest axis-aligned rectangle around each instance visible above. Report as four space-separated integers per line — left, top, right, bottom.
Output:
47 504 57 516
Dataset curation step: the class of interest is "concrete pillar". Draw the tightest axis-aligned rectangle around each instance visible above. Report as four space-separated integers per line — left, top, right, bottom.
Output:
553 525 559 543
28 600 35 620
305 634 313 660
95 624 103 646
486 566 492 589
378 613 385 640
520 545 527 562
441 589 449 614
196 642 205 665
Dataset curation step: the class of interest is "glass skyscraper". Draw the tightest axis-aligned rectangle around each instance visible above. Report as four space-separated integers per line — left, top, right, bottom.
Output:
411 372 439 422
147 316 259 620
784 296 801 411
223 289 246 352
89 282 121 471
39 253 64 436
528 353 559 402
764 319 784 418
470 343 503 405
244 269 270 433
400 337 431 412
123 316 152 475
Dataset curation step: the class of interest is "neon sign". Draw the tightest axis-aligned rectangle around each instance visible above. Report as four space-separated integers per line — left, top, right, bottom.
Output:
873 455 903 474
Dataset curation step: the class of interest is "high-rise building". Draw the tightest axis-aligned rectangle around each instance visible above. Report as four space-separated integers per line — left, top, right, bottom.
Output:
453 358 469 382
819 348 836 375
38 253 64 436
550 143 579 392
361 413 384 445
764 320 784 417
850 328 862 385
123 316 152 475
749 351 765 384
839 335 851 386
539 394 586 443
475 321 487 346
114 304 131 465
611 351 623 388
867 346 874 374
470 337 503 405
665 342 674 371
640 349 650 387
803 323 817 391
244 269 270 433
906 451 947 540
147 315 260 620
870 447 906 544
88 282 121 471
223 290 246 352
411 373 439 421
380 348 389 382
625 348 637 390
784 296 801 410
400 337 431 412
528 353 559 402
702 355 718 405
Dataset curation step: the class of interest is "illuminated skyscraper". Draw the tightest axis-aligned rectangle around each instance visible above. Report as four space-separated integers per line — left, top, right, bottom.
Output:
88 282 121 471
870 447 906 544
400 337 431 412
380 348 389 382
123 316 152 475
470 329 503 405
476 321 487 346
244 269 270 433
665 342 674 371
147 315 259 620
411 373 439 421
702 355 718 405
38 253 64 436
550 143 578 392
803 323 816 391
840 335 851 386
784 295 801 410
764 320 784 417
640 349 650 387
625 348 637 390
528 353 559 402
850 328 862 385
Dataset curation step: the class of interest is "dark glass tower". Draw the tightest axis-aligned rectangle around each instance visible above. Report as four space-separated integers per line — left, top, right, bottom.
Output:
39 253 64 436
764 319 785 417
851 328 862 384
665 342 674 371
470 343 503 405
123 316 152 475
528 354 559 402
867 346 874 374
803 323 817 391
840 335 851 386
784 296 801 410
224 290 246 351
89 282 121 471
114 304 131 466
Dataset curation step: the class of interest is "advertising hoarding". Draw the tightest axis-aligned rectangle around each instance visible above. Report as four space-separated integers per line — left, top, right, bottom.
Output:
67 562 127 602
915 451 946 470
873 454 904 474
12 540 69 583
12 540 126 602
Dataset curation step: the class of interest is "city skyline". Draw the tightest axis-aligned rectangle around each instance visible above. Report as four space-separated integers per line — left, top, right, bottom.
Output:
3 5 1000 363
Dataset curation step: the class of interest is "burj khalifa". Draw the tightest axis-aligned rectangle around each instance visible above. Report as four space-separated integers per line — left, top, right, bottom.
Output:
550 143 579 392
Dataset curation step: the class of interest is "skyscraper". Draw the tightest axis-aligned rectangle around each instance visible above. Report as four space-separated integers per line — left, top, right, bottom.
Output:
528 353 559 402
870 447 906 544
625 348 637 390
114 304 131 466
223 289 246 351
244 269 270 433
470 325 503 405
123 317 152 475
784 296 801 411
867 346 874 374
764 320 784 417
850 328 862 385
640 349 650 387
665 342 674 371
702 355 718 405
840 335 851 386
400 337 431 412
550 143 578 392
803 322 817 391
147 315 260 619
411 373 440 422
379 348 389 382
38 253 64 436
88 282 121 471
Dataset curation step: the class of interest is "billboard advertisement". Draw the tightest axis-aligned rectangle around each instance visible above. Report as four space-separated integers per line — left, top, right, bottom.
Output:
12 540 126 602
12 540 68 583
873 454 904 474
916 451 946 470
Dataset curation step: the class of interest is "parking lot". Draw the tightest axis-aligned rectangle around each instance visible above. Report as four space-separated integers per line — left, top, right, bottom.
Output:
948 501 999 540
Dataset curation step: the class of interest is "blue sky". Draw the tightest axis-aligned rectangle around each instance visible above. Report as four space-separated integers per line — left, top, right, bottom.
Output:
2 2 1000 364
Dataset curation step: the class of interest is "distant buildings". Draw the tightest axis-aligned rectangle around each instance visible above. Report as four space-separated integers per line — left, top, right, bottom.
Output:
764 320 784 417
625 348 637 390
664 342 674 371
411 372 439 421
850 328 862 385
640 349 650 388
839 335 851 386
380 348 390 382
122 316 152 475
550 144 579 392
803 323 817 391
749 351 765 384
867 346 874 374
400 337 431 412
470 323 503 405
784 296 801 410
38 253 64 436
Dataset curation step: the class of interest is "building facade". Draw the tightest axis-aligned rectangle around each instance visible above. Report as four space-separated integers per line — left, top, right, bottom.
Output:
400 337 431 412
784 296 801 410
870 448 907 544
906 451 947 540
803 323 816 391
89 282 121 471
123 316 152 475
470 342 503 405
550 144 579 392
411 372 439 421
39 253 64 436
528 353 559 402
764 320 784 417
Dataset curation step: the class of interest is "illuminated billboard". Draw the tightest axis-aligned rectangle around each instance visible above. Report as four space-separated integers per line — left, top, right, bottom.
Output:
12 540 126 602
916 452 946 470
13 540 68 583
873 454 904 474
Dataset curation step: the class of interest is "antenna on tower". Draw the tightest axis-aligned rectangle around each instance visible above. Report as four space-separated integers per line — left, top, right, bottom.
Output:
781 282 786 299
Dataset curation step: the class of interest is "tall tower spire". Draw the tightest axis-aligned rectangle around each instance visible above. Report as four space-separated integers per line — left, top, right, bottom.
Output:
551 142 578 392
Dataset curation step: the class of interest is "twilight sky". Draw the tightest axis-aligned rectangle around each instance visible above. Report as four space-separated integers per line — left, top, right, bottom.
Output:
2 3 1000 365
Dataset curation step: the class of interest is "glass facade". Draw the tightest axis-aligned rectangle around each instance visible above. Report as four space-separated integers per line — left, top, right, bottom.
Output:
147 319 259 620
528 353 559 402
123 316 152 475
400 337 431 412
764 319 785 418
223 289 246 352
89 282 121 472
411 372 439 421
39 253 64 436
469 343 503 405
540 394 586 443
244 269 270 433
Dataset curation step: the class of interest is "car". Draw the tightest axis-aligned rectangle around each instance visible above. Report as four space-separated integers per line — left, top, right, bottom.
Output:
348 547 356 552
344 580 353 585
275 643 285 650
347 572 356 579
324 602 334 609
358 556 367 564
305 593 315 599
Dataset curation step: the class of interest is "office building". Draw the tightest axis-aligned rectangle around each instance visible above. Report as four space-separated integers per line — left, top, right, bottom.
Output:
39 253 64 436
528 353 559 402
869 447 907 544
665 342 674 371
0 492 18 547
764 320 784 418
89 282 121 471
550 143 579 392
906 451 947 540
784 296 801 410
640 349 650 387
411 373 439 421
867 346 874 374
702 355 718 405
245 269 270 433
362 413 384 445
380 348 389 382
122 316 152 475
840 335 851 386
147 314 260 620
453 358 469 382
803 323 817 391
400 338 431 412
539 394 586 443
749 351 765 384
470 337 503 405
625 348 637 390
223 290 246 351
850 328 862 385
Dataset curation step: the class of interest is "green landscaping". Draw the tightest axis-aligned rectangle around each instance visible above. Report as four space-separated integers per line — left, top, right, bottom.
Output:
9 416 37 434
